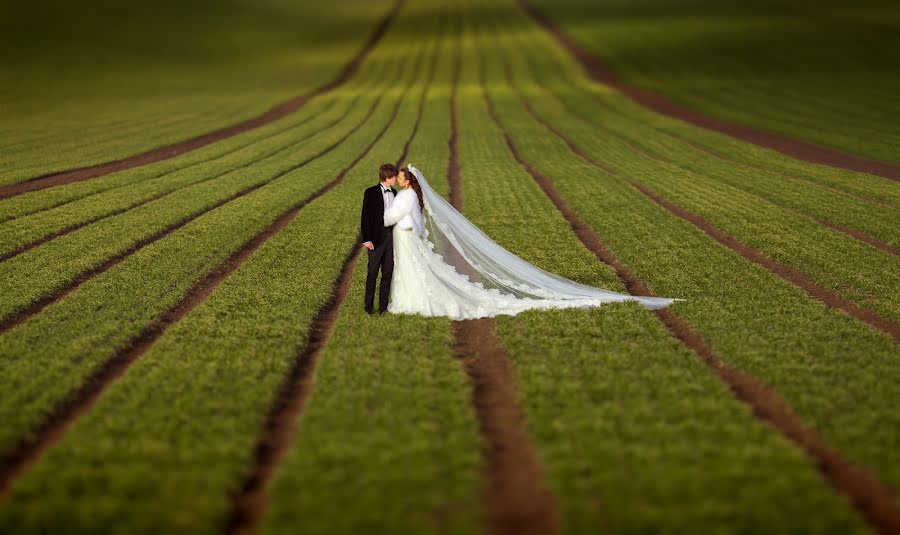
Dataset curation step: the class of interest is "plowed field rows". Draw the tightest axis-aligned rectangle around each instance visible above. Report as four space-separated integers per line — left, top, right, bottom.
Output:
1 0 897 533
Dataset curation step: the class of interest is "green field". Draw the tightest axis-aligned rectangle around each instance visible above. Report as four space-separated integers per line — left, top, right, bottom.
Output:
529 0 900 163
0 0 392 186
0 0 898 533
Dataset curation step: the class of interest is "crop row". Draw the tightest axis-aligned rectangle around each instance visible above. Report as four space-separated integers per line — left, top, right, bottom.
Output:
0 31 423 459
446 7 869 530
0 87 351 223
501 38 900 251
0 6 488 532
482 0 900 498
0 106 255 187
0 10 402 211
0 57 397 259
263 10 489 534
511 18 900 209
526 0 900 163
0 0 399 187
489 9 900 326
0 53 415 331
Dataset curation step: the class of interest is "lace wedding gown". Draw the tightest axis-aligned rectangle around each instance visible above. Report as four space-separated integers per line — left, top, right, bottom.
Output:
383 165 680 319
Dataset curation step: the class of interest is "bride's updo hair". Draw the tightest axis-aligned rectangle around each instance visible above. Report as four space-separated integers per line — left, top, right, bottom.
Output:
401 167 424 211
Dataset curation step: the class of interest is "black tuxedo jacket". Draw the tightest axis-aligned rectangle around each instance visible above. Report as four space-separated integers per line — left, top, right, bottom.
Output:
360 184 396 247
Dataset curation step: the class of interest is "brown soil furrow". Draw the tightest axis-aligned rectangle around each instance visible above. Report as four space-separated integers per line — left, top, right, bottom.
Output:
447 48 463 210
225 247 362 535
453 320 559 535
0 94 385 335
0 92 367 264
449 44 559 534
0 0 405 200
496 57 900 255
0 88 404 501
487 85 900 532
397 35 440 167
224 27 439 531
516 0 900 183
814 219 900 258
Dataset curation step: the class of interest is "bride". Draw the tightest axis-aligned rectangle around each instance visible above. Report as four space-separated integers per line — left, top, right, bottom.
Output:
382 165 680 319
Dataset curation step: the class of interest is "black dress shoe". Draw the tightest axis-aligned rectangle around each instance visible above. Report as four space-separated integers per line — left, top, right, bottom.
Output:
365 308 374 315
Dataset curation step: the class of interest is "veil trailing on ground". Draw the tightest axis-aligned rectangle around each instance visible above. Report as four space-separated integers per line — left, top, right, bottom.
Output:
406 165 680 311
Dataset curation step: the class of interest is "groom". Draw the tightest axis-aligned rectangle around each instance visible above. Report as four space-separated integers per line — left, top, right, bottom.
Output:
360 163 399 314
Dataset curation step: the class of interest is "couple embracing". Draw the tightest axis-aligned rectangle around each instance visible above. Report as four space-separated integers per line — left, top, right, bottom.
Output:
360 163 679 320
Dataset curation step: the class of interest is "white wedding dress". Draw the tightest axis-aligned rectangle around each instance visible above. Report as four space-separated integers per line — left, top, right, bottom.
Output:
383 165 680 319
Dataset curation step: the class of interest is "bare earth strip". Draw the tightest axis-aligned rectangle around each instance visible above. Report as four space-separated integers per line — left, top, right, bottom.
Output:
452 320 560 535
516 0 900 183
0 0 406 200
0 90 406 500
481 78 900 533
447 35 559 533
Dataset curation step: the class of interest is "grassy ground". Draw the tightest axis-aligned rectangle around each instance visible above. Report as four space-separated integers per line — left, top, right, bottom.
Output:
0 0 393 185
529 0 900 163
0 0 897 532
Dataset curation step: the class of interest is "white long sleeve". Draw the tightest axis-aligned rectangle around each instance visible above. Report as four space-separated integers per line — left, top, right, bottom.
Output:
384 189 424 235
384 189 413 227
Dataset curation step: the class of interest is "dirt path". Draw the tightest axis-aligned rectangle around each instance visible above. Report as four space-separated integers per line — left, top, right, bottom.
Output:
447 46 559 533
486 83 900 533
0 90 404 502
453 320 559 535
0 0 405 201
516 0 900 183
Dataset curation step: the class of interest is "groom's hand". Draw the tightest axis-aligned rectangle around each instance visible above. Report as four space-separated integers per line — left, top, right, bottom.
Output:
362 241 374 251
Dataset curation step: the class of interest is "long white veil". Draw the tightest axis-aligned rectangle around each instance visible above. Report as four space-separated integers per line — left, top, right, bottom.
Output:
407 164 679 311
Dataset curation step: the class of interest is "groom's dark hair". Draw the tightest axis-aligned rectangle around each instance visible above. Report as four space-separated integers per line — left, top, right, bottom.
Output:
379 163 399 183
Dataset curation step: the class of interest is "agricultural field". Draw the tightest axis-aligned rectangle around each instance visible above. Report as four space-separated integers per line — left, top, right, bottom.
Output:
529 0 900 164
0 0 898 533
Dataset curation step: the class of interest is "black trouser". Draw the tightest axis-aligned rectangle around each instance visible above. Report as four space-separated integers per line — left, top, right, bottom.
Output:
364 228 394 313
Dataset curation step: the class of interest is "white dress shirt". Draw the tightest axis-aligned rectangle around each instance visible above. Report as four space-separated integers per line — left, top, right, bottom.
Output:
380 183 395 211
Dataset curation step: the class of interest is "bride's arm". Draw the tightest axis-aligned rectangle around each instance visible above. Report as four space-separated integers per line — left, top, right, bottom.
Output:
384 191 412 226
